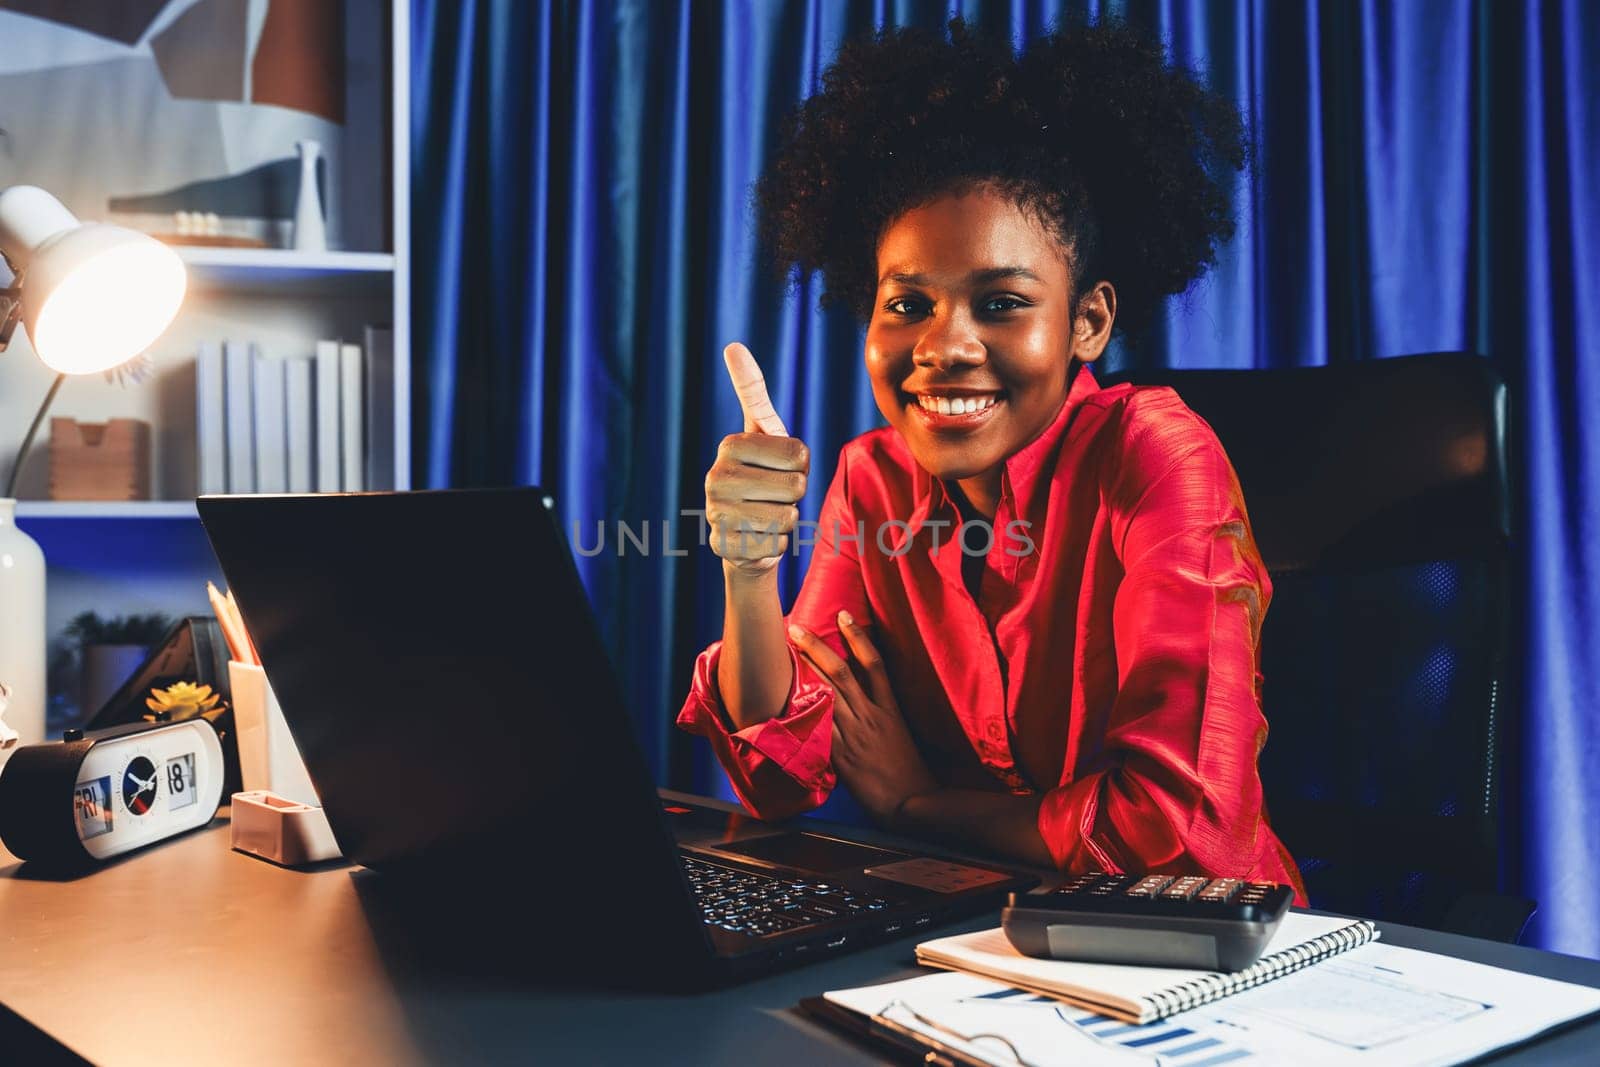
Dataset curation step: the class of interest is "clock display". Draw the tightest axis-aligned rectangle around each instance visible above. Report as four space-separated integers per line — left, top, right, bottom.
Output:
166 753 197 810
0 718 226 866
74 776 114 840
122 755 158 816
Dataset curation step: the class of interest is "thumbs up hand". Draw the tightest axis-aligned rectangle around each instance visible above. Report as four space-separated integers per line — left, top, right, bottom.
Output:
706 343 809 573
723 341 789 436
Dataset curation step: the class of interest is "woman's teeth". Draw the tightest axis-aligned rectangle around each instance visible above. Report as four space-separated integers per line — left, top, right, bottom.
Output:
916 394 999 415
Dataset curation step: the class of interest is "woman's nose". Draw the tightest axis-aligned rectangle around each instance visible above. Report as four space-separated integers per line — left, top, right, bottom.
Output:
912 310 985 370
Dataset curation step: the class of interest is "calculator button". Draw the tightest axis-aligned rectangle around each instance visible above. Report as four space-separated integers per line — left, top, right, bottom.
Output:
1056 878 1096 895
1125 875 1175 897
1160 876 1209 900
1197 879 1243 902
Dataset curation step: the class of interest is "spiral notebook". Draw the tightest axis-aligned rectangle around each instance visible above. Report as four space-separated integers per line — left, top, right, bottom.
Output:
915 912 1378 1024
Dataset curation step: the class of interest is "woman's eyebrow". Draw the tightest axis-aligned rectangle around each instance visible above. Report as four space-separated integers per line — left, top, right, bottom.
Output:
878 266 1044 286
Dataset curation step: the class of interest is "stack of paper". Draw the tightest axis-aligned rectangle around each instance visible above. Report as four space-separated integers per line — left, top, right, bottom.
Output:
820 931 1600 1066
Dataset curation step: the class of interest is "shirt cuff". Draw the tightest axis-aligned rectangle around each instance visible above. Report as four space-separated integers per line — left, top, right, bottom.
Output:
676 640 837 813
1037 774 1122 873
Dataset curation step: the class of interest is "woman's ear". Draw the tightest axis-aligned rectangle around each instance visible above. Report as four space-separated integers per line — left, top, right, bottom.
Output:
1069 281 1117 364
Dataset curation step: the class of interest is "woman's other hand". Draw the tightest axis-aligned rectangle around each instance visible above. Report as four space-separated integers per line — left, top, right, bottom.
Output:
707 342 809 573
791 612 937 825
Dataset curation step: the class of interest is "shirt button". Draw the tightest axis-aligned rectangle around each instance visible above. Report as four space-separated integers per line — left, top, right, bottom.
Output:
987 722 1003 740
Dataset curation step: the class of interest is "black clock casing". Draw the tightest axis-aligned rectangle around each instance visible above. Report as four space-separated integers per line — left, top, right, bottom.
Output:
0 719 224 867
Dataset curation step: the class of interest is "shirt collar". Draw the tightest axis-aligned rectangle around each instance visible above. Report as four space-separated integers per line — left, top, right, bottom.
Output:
909 361 1101 534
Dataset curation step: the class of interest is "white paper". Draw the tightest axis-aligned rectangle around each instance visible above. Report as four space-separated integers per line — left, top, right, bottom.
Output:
827 972 1143 1067
826 942 1600 1067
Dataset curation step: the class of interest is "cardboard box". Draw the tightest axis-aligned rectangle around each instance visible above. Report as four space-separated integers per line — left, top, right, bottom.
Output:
48 417 152 501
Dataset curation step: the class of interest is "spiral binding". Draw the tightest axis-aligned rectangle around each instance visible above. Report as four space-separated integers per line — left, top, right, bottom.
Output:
1144 920 1379 1020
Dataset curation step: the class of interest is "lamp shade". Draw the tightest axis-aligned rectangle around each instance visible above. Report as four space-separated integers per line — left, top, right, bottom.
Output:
0 185 186 375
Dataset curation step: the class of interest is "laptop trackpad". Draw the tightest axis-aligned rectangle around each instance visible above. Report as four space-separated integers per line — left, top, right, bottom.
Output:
710 832 904 874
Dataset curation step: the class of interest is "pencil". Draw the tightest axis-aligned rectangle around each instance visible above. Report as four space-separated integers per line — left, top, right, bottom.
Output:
207 581 249 665
226 589 261 666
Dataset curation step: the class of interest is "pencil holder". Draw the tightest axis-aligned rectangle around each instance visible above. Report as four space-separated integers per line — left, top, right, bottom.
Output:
227 660 320 808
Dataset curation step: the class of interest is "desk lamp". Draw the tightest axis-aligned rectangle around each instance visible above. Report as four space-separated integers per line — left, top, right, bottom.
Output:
0 184 188 495
0 186 187 755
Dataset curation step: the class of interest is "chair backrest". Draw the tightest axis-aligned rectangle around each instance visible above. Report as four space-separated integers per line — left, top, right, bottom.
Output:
1103 353 1512 928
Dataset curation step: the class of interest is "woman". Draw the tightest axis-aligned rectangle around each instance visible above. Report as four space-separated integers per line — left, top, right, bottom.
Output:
679 16 1305 896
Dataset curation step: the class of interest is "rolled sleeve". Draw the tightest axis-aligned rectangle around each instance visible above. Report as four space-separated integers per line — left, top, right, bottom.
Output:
676 638 839 821
676 444 868 822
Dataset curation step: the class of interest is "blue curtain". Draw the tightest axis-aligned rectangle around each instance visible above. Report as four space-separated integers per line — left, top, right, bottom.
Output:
411 0 1600 958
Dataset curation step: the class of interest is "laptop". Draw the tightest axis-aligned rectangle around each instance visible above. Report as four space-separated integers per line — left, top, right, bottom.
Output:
196 488 1037 984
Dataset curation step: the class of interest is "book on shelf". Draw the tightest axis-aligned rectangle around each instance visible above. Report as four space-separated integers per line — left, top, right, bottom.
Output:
339 341 364 491
313 340 342 492
251 349 288 494
223 340 255 493
284 357 314 494
195 332 391 497
195 341 226 495
364 325 394 490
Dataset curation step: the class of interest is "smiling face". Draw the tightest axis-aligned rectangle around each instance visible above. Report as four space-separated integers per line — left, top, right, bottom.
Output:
865 185 1114 513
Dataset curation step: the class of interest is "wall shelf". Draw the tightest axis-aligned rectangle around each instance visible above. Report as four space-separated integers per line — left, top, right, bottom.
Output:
15 501 198 520
176 247 396 287
0 0 411 731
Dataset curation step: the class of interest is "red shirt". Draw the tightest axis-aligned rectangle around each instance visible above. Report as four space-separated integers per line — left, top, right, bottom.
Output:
678 365 1307 897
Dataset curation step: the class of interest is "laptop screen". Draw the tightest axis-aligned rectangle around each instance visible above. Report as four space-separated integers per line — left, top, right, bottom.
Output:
196 489 684 883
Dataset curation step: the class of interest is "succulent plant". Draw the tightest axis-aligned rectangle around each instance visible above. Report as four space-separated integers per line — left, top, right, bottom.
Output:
144 681 225 724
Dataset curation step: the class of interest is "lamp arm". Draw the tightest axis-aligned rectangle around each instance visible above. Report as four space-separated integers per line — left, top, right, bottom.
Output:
5 371 64 498
0 283 20 352
0 254 20 352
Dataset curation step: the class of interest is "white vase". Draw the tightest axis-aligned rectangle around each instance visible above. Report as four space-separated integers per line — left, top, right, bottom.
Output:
0 498 46 765
293 139 327 252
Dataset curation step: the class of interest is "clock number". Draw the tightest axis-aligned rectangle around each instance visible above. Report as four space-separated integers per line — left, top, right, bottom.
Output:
74 776 114 839
166 753 198 811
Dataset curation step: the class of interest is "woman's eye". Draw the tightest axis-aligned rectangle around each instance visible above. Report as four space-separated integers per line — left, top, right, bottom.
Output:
880 294 1030 317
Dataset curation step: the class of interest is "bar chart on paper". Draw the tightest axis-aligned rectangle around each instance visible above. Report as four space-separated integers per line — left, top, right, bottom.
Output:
896 987 1256 1066
1030 995 1255 1064
824 943 1600 1067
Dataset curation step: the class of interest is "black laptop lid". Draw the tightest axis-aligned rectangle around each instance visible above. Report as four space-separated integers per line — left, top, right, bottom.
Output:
197 490 697 910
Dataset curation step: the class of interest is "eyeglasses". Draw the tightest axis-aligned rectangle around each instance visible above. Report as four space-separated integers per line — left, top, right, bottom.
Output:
875 998 1035 1067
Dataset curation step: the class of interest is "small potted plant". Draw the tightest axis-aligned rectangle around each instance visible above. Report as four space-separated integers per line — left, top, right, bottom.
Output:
144 681 226 725
63 611 173 721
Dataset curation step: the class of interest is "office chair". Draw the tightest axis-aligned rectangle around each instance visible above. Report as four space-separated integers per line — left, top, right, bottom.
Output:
1103 353 1534 942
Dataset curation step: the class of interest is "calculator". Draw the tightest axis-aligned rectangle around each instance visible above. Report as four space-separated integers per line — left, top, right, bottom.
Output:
1001 872 1296 971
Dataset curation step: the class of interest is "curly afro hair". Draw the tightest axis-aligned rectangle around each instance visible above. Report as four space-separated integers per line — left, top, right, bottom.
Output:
754 15 1247 338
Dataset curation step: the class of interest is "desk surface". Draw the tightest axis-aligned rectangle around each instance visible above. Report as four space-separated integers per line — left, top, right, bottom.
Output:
3 797 1599 1066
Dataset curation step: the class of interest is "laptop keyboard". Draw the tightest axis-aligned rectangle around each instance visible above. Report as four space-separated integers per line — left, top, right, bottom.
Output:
683 856 895 937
